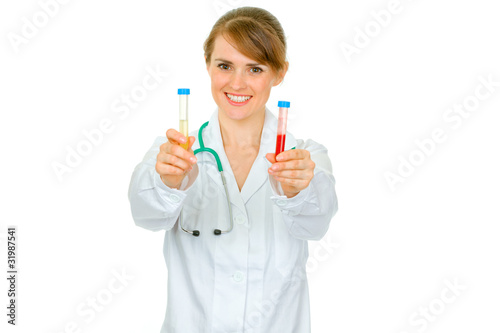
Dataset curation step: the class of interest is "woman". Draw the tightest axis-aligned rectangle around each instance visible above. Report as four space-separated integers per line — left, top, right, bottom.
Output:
128 7 338 332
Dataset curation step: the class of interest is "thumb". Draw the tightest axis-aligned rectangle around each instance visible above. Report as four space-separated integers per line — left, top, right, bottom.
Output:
266 153 276 163
187 136 196 152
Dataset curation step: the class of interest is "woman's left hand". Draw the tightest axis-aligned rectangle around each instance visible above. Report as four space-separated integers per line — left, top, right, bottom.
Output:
266 149 315 198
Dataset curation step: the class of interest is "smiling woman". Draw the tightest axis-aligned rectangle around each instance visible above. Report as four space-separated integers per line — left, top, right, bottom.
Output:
203 7 288 127
206 34 284 124
128 6 338 333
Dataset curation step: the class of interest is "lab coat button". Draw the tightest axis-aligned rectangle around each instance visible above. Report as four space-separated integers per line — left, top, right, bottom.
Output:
234 215 246 225
276 199 287 206
169 194 181 203
232 271 244 283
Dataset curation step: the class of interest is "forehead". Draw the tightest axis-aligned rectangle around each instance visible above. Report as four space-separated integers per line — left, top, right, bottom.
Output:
212 35 260 65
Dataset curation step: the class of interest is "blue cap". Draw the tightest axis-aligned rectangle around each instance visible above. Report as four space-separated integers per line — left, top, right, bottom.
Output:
178 88 190 95
278 101 290 108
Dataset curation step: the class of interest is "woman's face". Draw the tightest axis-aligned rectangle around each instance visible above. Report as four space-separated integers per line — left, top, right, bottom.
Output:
206 35 286 122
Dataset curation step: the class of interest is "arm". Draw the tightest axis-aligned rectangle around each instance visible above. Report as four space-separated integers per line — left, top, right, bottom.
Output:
128 135 199 231
266 139 338 240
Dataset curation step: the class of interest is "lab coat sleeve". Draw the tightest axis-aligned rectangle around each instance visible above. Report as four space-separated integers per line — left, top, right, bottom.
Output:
269 139 338 240
128 136 199 232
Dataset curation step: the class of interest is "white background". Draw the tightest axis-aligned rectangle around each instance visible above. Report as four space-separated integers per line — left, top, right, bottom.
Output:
1 0 499 332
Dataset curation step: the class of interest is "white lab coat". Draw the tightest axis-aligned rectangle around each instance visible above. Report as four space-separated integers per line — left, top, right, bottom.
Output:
128 107 338 333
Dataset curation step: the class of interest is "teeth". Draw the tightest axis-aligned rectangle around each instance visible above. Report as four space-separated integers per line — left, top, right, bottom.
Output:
226 93 251 103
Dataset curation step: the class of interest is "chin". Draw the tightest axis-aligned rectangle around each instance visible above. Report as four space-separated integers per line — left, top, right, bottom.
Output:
219 107 249 121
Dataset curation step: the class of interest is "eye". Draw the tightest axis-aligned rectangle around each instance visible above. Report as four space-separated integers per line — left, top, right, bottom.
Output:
218 63 230 70
251 67 263 73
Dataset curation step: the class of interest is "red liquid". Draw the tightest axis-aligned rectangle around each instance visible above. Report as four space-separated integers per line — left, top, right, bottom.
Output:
275 134 286 156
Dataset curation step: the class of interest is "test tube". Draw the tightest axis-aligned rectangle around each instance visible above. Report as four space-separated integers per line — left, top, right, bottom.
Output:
275 101 290 157
178 88 190 149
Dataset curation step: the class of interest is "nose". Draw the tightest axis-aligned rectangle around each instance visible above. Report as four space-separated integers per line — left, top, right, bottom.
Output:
229 70 247 90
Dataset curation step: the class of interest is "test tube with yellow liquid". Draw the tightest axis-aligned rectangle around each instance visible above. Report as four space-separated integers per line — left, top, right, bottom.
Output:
178 88 190 149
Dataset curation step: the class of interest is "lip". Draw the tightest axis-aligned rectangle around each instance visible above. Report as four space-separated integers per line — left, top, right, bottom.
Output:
225 92 252 106
226 92 252 96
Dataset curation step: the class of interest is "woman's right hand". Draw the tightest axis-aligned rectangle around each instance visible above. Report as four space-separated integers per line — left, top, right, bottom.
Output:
156 129 197 189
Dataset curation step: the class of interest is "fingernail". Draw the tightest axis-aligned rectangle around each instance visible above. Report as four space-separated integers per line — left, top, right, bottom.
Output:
190 157 197 163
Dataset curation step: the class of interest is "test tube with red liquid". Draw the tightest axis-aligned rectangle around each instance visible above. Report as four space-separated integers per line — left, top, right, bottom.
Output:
275 101 290 157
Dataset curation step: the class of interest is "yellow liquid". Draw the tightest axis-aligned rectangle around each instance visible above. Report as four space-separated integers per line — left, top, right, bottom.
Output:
179 119 188 149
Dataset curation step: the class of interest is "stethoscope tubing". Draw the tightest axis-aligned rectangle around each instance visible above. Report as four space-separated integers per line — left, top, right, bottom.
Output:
180 122 234 236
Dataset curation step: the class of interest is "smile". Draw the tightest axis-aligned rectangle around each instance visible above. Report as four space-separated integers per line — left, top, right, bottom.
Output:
225 92 252 104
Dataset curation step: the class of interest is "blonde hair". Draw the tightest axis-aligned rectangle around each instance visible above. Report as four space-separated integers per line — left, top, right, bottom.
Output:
203 7 288 75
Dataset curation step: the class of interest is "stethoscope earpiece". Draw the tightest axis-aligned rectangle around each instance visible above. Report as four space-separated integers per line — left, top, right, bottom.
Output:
192 230 200 237
214 229 221 235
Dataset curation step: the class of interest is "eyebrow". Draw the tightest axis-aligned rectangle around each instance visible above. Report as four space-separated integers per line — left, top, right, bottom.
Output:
214 58 263 67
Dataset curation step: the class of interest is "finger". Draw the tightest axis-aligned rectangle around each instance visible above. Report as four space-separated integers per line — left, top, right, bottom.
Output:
166 128 188 146
157 151 193 171
272 175 307 188
265 153 276 163
170 143 197 165
270 158 308 172
269 169 310 180
159 136 194 155
155 161 187 176
276 149 309 162
187 136 196 152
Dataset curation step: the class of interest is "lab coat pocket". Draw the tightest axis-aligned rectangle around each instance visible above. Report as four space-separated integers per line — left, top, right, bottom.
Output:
272 205 306 278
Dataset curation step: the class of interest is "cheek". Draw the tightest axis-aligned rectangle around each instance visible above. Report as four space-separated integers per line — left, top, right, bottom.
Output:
255 76 275 93
210 72 226 88
253 81 273 98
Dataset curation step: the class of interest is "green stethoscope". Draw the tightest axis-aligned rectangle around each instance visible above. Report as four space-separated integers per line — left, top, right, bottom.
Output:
180 121 234 237
180 119 296 237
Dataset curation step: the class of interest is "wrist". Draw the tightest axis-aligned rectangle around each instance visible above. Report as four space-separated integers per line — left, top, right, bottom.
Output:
160 175 181 190
284 190 299 198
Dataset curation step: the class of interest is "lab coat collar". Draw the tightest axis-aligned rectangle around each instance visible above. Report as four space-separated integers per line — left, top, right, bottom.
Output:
202 107 297 209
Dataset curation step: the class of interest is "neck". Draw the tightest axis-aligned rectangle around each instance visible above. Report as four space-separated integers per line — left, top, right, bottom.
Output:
218 108 265 149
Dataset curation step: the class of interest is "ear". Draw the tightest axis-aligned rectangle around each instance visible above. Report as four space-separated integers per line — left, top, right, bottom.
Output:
273 61 289 86
205 55 210 72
